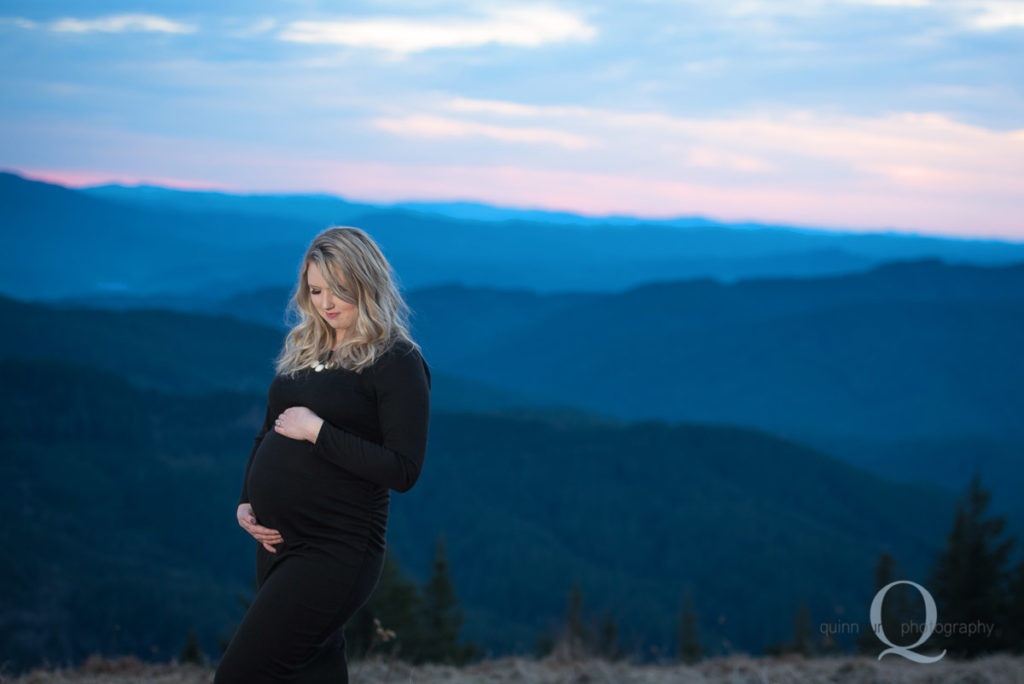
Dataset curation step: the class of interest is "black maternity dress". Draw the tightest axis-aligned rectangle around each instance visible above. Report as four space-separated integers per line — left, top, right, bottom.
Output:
215 338 431 683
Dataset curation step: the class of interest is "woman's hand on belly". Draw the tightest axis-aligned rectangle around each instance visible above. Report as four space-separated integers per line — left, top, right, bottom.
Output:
237 502 284 553
273 406 325 444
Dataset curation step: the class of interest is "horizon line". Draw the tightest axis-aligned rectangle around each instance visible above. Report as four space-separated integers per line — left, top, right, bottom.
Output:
6 166 1023 246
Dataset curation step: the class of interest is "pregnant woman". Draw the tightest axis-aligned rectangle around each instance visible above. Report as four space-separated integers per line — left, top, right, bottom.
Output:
215 226 431 683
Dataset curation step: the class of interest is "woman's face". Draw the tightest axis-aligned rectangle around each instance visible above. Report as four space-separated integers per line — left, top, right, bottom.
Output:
306 261 358 343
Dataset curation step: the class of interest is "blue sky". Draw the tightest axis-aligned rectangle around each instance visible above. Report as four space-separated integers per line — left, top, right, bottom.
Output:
1 1 1023 238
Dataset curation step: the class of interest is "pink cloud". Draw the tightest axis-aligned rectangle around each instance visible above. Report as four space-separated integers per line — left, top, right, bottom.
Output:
15 167 241 192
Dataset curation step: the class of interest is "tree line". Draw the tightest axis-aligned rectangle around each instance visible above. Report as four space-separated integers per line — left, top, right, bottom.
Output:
194 473 1022 667
766 474 1024 660
349 474 1024 664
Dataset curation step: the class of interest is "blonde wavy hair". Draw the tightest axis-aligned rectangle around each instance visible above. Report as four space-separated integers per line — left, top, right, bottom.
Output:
274 226 420 376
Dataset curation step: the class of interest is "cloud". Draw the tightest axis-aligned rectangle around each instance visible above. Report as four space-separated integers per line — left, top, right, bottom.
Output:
687 148 776 173
1 13 196 34
967 1 1024 29
371 114 597 149
0 17 38 29
798 0 1024 31
277 5 596 54
17 167 232 191
446 97 586 118
846 0 933 7
49 14 196 34
692 0 1024 36
226 18 278 39
428 96 1024 194
10 114 1021 238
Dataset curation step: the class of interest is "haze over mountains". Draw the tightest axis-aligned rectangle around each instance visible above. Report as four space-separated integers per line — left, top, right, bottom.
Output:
6 169 1022 530
15 258 1018 524
2 170 1022 671
4 171 1024 303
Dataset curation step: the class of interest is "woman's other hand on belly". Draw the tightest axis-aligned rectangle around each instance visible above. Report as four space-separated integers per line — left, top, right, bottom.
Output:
237 502 284 553
273 406 325 444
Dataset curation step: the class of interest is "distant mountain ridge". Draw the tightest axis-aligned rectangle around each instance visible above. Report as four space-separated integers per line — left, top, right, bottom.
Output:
4 171 1024 302
0 292 567 417
4 254 1021 517
68 257 1016 527
394 258 1024 441
0 171 315 300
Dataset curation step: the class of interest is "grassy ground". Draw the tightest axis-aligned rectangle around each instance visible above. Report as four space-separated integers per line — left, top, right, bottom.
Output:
4 652 1023 683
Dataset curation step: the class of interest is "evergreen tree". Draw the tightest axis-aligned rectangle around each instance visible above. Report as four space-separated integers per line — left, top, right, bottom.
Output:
677 588 703 664
858 551 916 654
347 540 480 665
928 473 1016 657
418 536 472 664
1006 555 1024 653
564 579 590 658
348 550 422 660
791 601 812 656
596 608 622 661
179 628 203 665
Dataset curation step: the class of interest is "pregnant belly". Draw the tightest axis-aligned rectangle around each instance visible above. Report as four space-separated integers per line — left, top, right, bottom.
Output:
246 431 386 546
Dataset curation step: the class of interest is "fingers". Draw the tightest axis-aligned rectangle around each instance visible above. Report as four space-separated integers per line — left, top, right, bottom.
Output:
258 531 284 545
251 526 283 544
251 527 283 543
239 517 284 548
237 512 279 537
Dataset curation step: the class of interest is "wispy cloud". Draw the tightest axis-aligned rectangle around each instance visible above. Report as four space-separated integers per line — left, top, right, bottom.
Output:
2 13 196 34
371 114 597 150
845 0 934 7
446 97 587 118
226 17 278 39
427 96 1024 197
0 17 38 29
9 116 1021 237
17 167 232 191
757 0 1024 31
966 0 1024 29
277 6 596 54
687 148 776 173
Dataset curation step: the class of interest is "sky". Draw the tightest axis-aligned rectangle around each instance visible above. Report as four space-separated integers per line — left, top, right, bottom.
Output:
1 0 1023 240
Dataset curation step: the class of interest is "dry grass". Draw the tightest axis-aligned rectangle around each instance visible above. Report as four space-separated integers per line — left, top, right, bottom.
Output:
4 652 1023 683
1 655 211 684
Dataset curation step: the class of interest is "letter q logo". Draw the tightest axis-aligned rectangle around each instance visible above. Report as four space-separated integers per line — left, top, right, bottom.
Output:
870 580 946 663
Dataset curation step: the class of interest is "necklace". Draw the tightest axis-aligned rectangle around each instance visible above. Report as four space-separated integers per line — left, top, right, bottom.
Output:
313 346 343 372
313 352 332 372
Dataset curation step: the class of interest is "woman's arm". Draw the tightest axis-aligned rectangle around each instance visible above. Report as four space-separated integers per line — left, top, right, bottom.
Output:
309 344 431 493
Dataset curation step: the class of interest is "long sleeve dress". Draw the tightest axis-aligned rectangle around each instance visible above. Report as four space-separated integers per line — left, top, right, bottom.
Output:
216 337 431 683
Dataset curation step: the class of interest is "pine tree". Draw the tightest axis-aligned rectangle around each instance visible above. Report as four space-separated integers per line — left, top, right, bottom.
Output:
928 473 1016 657
596 608 621 661
418 536 466 664
677 588 703 664
348 550 422 661
858 551 917 654
791 601 812 656
535 627 556 657
1006 555 1024 653
564 579 590 658
179 627 203 665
